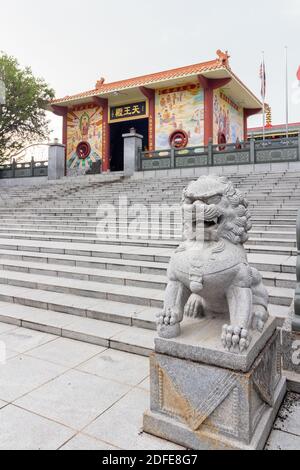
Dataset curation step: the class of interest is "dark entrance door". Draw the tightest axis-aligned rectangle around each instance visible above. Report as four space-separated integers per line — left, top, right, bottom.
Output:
109 118 149 172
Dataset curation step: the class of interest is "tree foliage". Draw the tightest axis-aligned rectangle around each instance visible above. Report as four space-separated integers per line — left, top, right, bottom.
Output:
0 53 55 162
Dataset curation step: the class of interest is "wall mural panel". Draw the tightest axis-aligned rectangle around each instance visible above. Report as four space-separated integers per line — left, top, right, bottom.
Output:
155 84 204 150
213 90 244 144
66 106 103 174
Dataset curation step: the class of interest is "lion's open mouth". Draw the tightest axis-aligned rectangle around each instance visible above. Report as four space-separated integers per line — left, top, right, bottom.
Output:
204 218 219 229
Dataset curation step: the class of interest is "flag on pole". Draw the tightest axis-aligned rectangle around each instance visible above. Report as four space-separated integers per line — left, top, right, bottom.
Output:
297 65 300 86
260 60 266 100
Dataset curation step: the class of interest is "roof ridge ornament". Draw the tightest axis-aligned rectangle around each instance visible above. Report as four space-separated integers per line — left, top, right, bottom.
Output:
95 77 105 89
216 50 230 67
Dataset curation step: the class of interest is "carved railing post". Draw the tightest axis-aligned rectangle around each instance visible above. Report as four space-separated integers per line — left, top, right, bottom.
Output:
250 138 255 163
12 158 16 178
208 139 213 166
31 156 35 177
170 148 175 169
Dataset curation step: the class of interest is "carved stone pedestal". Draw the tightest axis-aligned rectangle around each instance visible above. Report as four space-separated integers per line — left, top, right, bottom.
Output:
143 317 286 450
282 307 300 394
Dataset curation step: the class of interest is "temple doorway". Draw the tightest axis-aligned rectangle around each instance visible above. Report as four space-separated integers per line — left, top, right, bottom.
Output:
109 119 149 172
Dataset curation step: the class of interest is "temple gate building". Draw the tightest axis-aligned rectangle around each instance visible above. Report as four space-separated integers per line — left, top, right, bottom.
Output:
50 50 262 175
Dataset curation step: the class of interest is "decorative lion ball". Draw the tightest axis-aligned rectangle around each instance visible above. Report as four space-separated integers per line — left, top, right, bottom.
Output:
156 175 269 354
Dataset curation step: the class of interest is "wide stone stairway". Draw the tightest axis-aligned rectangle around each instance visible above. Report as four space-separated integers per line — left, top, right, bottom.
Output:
0 170 298 357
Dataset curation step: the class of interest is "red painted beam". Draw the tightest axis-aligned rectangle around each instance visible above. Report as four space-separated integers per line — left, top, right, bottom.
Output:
51 105 68 117
93 97 110 172
139 87 155 151
198 76 232 145
243 108 262 141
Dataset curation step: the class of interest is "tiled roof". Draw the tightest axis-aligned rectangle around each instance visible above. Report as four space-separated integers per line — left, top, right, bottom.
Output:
51 59 226 105
249 122 300 131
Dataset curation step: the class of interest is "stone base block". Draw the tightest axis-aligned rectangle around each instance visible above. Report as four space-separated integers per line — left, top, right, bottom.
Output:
144 319 286 450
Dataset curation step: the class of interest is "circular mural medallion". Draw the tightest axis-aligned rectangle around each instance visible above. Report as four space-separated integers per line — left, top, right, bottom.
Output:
169 130 189 149
76 141 91 159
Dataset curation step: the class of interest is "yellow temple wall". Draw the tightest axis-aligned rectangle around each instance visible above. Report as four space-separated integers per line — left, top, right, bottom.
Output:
66 105 103 173
155 84 205 150
213 89 244 144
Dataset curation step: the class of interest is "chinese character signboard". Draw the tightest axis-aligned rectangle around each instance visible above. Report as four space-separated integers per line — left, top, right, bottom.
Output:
109 101 148 123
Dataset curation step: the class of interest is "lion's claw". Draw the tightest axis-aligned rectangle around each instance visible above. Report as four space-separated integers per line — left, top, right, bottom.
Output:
156 308 178 327
221 324 251 353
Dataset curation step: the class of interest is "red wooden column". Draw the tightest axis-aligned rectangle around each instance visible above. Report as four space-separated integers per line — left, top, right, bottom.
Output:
93 97 110 172
139 86 155 151
243 108 262 141
198 76 232 146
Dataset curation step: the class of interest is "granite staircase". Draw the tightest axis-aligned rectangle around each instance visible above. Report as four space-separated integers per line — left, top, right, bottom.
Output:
0 170 298 356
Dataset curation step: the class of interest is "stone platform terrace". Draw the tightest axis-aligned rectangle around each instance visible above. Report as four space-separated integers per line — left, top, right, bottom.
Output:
0 168 299 449
0 323 298 450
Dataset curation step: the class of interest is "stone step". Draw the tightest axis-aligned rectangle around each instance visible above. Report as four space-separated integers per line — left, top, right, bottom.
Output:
0 270 164 308
0 238 173 263
0 264 294 308
0 247 295 275
0 258 167 289
0 283 158 331
0 299 289 357
0 226 296 243
247 238 296 248
0 249 169 275
0 257 295 290
0 235 296 259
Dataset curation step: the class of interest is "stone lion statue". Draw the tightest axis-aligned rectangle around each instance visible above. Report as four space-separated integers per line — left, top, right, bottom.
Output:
156 176 269 354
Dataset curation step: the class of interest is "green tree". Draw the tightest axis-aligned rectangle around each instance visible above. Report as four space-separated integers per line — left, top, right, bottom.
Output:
0 53 55 162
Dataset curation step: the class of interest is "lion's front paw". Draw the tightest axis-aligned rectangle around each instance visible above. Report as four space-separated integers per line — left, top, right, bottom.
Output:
252 305 269 333
156 307 178 327
221 325 251 353
184 294 204 319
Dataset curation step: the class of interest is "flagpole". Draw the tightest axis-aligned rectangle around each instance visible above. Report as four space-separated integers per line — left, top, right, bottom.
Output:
285 46 289 139
262 51 266 142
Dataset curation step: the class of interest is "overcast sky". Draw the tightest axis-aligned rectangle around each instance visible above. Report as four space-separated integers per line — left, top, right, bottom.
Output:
0 0 299 141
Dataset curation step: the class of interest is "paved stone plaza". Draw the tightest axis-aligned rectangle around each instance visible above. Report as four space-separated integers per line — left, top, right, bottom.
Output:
0 323 298 450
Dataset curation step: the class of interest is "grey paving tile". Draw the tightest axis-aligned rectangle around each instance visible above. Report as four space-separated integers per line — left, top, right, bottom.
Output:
0 400 7 409
0 322 19 334
0 327 56 354
138 377 150 392
266 429 300 450
84 388 184 450
60 433 119 450
0 405 74 450
26 337 106 368
0 355 66 402
273 392 300 437
110 327 155 356
15 369 131 430
77 349 149 386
